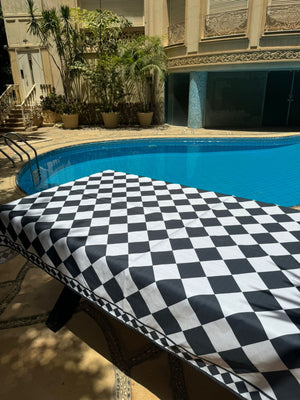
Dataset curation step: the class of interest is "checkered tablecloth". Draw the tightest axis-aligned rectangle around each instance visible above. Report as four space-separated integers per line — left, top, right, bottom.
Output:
0 170 299 400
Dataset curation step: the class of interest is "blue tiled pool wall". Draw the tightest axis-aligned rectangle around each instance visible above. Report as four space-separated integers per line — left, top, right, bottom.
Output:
166 70 300 129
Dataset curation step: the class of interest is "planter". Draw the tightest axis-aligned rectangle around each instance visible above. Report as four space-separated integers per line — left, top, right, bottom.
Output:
32 115 43 127
42 110 61 124
137 112 153 127
62 114 79 129
102 112 119 129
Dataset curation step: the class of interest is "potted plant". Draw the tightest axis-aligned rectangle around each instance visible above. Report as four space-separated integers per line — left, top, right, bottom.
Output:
86 55 125 129
40 89 62 124
122 36 167 127
59 97 81 129
31 103 43 127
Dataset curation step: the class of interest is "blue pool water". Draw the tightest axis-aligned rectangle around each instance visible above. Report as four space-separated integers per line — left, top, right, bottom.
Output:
18 137 300 206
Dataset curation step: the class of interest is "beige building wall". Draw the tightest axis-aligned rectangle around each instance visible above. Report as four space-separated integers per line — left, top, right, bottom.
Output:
2 0 44 100
42 0 77 9
145 0 300 72
154 0 300 128
1 0 42 14
2 0 300 102
145 0 168 41
2 0 41 48
1 0 147 101
78 0 144 26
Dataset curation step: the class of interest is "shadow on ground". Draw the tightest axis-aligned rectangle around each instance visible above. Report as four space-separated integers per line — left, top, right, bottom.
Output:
0 323 114 400
0 260 115 400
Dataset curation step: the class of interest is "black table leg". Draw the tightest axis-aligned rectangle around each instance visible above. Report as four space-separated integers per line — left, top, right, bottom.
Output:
46 286 82 332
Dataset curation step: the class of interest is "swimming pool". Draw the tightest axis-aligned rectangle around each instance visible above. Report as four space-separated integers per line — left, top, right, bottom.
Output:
18 137 300 207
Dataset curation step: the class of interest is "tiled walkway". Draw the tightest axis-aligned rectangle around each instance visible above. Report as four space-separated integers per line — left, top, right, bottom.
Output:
0 124 299 400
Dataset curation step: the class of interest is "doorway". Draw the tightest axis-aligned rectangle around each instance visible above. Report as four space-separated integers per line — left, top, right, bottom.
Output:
262 70 300 127
17 50 45 100
166 73 190 126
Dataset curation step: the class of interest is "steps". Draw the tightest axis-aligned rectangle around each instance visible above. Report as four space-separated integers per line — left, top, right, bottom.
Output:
0 106 27 133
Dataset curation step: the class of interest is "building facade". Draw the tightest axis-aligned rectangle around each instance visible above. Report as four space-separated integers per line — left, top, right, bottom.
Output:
1 0 300 128
148 0 300 128
0 0 145 101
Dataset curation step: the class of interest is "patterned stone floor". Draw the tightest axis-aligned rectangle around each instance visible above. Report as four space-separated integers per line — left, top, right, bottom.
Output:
0 251 237 400
0 125 299 399
0 254 120 399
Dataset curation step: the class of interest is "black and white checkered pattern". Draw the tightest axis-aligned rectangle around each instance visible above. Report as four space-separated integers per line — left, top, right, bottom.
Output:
0 170 299 400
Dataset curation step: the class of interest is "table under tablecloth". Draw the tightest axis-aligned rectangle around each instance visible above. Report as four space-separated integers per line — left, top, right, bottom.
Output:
0 170 299 400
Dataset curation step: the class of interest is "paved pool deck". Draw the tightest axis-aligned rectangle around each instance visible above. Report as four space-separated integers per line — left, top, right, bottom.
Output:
0 124 299 400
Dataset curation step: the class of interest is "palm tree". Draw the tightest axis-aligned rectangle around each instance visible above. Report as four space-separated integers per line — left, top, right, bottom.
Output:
121 35 168 113
27 0 84 100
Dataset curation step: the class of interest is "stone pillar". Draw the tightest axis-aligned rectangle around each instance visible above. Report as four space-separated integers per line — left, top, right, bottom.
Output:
145 0 168 39
186 0 201 53
248 0 267 48
188 72 207 129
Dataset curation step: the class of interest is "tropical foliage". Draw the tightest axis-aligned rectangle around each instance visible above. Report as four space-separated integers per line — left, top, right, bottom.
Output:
40 88 82 115
72 8 131 55
122 36 167 112
27 0 85 100
26 2 168 122
72 9 130 112
76 55 125 112
40 88 63 112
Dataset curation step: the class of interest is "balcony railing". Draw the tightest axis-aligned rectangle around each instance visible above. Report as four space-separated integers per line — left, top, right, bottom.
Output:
168 22 185 45
204 9 248 38
18 84 52 128
265 4 300 33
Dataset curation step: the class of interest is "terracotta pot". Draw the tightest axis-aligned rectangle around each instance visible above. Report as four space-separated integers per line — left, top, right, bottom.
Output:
42 110 61 124
137 112 153 127
102 112 119 129
62 114 79 129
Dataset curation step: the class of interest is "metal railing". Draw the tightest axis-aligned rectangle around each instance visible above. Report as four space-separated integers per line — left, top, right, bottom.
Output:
0 84 21 126
0 132 41 186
